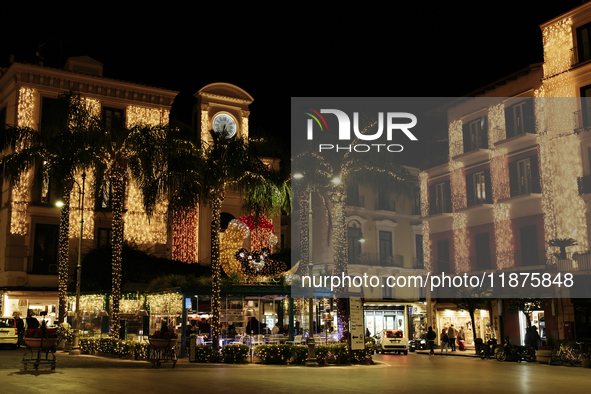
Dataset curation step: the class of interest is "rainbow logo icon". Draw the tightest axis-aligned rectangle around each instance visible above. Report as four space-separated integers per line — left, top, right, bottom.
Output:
303 107 329 131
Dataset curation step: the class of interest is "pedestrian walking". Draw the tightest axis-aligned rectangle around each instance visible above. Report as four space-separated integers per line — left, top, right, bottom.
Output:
440 328 449 354
448 324 457 351
427 326 436 355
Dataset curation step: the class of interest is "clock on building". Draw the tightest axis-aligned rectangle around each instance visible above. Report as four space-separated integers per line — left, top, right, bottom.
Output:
212 113 237 139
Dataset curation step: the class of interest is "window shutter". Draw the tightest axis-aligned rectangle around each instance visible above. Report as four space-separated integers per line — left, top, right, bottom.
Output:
481 117 488 148
429 184 436 215
509 161 518 197
484 169 493 204
466 173 474 207
462 123 470 154
523 99 535 134
505 105 514 139
444 181 452 213
530 155 541 193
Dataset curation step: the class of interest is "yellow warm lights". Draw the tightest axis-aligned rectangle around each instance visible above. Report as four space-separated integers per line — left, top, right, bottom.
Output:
172 207 199 263
11 88 35 235
449 120 463 157
124 179 168 244
69 170 95 239
126 106 169 127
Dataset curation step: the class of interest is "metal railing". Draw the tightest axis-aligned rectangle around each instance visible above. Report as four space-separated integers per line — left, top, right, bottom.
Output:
573 109 591 133
375 199 395 211
352 253 404 267
497 177 541 198
347 195 365 208
549 251 591 272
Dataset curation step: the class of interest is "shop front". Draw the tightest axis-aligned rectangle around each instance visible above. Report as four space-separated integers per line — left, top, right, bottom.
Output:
364 302 427 340
1 290 58 326
435 306 492 346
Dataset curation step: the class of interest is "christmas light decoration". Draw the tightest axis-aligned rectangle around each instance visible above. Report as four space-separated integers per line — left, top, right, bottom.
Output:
488 104 514 270
449 120 463 158
124 179 168 244
69 170 95 239
126 106 169 127
422 221 432 273
201 108 209 144
241 116 249 138
220 219 250 275
11 87 34 235
146 292 182 314
172 207 199 263
536 17 588 259
110 172 125 339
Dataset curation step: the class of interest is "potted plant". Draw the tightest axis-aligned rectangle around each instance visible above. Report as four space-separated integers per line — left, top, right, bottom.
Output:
24 321 59 350
149 321 178 349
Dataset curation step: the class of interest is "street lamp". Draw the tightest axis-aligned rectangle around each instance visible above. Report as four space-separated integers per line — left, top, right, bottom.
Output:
322 310 332 345
57 172 86 356
294 172 318 367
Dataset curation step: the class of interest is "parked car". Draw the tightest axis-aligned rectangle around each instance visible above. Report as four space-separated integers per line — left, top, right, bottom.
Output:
376 329 408 355
0 317 18 349
409 333 428 352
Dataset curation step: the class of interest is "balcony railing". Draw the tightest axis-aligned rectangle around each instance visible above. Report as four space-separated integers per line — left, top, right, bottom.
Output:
549 251 591 272
347 195 365 208
497 177 541 198
375 199 395 211
413 257 425 270
573 109 591 133
352 253 404 267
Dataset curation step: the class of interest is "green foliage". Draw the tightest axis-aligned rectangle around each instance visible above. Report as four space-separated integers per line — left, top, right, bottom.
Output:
290 345 309 364
255 344 293 364
195 344 218 363
78 338 148 358
221 344 249 363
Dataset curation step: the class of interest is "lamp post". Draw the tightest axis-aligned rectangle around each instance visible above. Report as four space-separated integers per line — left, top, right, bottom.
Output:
58 173 85 355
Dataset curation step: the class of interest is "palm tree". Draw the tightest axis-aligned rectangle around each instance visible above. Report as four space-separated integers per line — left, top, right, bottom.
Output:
174 130 287 353
88 114 181 339
294 121 416 337
0 92 98 323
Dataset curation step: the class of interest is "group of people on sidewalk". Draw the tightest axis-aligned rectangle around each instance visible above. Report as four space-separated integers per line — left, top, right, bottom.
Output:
426 325 466 355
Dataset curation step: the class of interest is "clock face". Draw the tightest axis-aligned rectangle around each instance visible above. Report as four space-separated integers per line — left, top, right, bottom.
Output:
212 113 237 139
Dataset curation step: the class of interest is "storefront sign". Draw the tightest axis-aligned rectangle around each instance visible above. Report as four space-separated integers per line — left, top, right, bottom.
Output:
350 298 364 350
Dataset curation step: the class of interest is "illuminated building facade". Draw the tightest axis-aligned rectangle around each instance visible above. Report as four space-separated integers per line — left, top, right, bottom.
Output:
422 1 591 344
0 56 178 321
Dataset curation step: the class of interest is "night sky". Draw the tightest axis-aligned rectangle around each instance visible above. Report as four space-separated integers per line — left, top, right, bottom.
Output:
1 1 587 166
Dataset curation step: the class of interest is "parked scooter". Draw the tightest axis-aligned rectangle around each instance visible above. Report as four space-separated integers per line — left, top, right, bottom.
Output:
495 338 536 362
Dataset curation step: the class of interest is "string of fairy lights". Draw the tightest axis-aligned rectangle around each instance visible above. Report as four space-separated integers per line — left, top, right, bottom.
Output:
420 16 590 275
11 87 34 235
172 208 199 263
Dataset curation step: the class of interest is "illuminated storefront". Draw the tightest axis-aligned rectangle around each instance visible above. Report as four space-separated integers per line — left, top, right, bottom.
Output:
364 302 427 340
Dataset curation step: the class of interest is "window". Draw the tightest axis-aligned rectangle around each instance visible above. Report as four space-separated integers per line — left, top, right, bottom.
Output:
32 224 59 274
580 86 591 129
577 22 591 64
348 226 363 264
505 99 534 138
463 117 488 152
377 190 394 211
475 232 491 271
509 156 540 197
520 225 539 267
379 231 392 264
415 234 424 268
473 172 486 205
437 239 450 274
103 106 124 129
429 181 452 214
98 228 112 247
346 184 362 207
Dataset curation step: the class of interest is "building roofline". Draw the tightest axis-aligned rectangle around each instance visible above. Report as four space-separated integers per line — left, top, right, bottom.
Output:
540 1 591 29
0 61 179 97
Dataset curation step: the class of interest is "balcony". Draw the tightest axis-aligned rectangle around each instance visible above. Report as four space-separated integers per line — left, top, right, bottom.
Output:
573 110 591 133
549 251 591 272
347 195 365 208
497 178 542 202
375 199 395 212
450 134 489 166
351 253 404 268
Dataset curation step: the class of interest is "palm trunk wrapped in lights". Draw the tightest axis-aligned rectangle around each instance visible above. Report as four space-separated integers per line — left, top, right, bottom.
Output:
331 185 348 338
110 172 125 339
298 187 310 277
58 186 71 324
211 193 224 354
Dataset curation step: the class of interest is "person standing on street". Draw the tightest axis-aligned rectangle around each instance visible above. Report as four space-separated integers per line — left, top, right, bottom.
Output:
457 326 466 351
448 324 457 351
440 328 449 354
427 326 436 355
